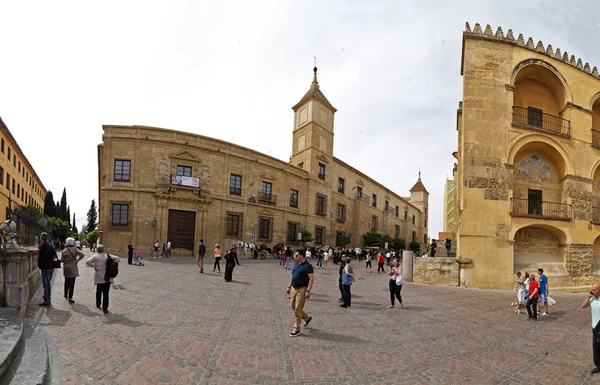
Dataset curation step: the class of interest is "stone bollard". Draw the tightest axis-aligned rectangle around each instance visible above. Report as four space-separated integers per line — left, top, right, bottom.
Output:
402 250 414 282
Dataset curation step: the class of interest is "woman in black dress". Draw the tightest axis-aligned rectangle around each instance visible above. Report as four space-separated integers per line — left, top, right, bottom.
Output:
224 245 236 282
127 241 134 265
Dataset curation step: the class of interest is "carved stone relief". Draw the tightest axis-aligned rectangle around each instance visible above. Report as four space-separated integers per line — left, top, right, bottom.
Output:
199 166 212 191
156 157 170 186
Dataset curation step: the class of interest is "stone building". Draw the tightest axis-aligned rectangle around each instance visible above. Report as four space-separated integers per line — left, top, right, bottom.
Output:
453 22 600 290
0 117 47 217
97 68 428 256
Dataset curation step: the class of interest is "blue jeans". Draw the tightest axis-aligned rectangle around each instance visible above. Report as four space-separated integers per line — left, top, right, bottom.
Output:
41 269 54 304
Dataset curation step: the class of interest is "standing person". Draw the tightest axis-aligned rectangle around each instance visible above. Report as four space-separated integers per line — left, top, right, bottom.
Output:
385 250 391 266
92 243 96 252
231 243 241 266
538 268 549 316
445 237 452 256
224 246 236 282
525 274 539 321
316 249 323 269
75 239 82 250
28 232 56 306
127 241 134 265
377 252 385 274
338 256 347 303
285 246 292 270
365 252 372 273
279 248 285 267
166 240 172 258
61 237 85 304
582 282 600 374
387 258 403 308
430 240 437 257
86 245 120 314
153 240 159 259
524 272 530 294
305 247 312 261
323 249 329 268
340 257 355 308
197 239 206 273
515 271 526 306
160 243 167 258
286 251 314 337
213 243 222 272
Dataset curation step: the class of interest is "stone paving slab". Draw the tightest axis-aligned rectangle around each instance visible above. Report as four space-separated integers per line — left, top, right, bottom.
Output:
0 308 22 380
26 251 600 384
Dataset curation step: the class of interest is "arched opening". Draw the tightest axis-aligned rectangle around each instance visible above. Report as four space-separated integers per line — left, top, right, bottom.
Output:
514 226 568 281
512 63 570 136
510 141 571 220
592 97 600 146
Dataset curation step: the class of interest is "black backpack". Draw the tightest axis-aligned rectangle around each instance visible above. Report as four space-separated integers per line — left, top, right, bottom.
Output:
105 254 119 281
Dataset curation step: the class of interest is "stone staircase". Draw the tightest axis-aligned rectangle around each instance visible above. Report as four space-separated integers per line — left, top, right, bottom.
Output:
0 308 60 385
433 243 456 258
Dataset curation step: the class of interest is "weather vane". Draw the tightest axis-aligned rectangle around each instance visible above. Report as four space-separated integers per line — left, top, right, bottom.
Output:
313 56 317 68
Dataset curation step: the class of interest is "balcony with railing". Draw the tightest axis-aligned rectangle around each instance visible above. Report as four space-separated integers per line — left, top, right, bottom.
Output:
592 129 600 148
510 198 572 221
512 106 570 137
258 192 277 204
355 192 371 204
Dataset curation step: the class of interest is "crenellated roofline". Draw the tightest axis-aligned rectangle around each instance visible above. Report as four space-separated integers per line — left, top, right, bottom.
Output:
461 22 600 80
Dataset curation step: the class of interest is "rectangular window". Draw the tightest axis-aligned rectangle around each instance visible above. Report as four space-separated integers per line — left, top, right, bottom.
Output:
229 174 242 195
356 186 363 198
395 205 399 217
17 161 20 173
395 225 400 238
316 194 327 215
6 173 9 190
527 106 543 128
7 147 10 161
16 183 20 198
114 160 131 182
13 156 15 167
424 219 427 228
404 210 408 220
315 227 324 245
176 165 192 177
337 204 346 222
528 189 543 215
259 217 272 241
226 213 242 236
372 194 377 208
371 215 378 231
289 189 299 208
0 166 3 186
261 181 272 201
424 234 428 244
412 215 416 225
1 138 4 153
25 192 28 204
338 178 345 193
385 200 389 211
318 163 326 180
412 231 416 242
287 222 298 243
11 179 15 195
21 187 23 200
112 204 129 226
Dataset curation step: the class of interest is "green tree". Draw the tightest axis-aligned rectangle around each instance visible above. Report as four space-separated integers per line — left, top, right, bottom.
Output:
48 217 70 243
339 232 352 248
86 229 99 247
17 204 43 220
67 206 71 227
363 231 382 247
60 188 68 221
299 228 313 243
72 213 78 235
86 199 98 234
409 240 421 253
391 237 406 250
43 191 56 218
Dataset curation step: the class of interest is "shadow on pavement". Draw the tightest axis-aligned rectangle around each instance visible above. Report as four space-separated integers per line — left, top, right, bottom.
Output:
104 313 146 327
304 329 367 344
40 307 72 327
70 304 100 318
229 280 251 285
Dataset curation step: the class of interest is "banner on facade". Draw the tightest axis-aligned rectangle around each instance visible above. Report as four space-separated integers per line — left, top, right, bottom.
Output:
171 175 200 188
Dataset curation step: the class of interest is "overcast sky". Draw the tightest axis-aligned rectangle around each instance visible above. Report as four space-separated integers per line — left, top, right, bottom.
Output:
0 0 598 239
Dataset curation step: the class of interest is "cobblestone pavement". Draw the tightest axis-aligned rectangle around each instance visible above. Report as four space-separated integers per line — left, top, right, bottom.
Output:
29 251 600 384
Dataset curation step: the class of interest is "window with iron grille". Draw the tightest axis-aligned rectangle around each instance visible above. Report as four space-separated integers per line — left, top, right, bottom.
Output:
404 210 408 220
316 194 327 215
371 215 378 231
112 204 129 226
176 165 192 177
261 181 273 200
412 215 415 225
337 204 346 222
385 200 389 210
318 163 326 180
356 186 363 198
338 178 345 193
372 194 377 208
315 227 325 245
229 174 242 195
114 160 131 182
259 217 272 241
395 205 399 217
226 213 242 236
289 189 299 208
287 222 298 242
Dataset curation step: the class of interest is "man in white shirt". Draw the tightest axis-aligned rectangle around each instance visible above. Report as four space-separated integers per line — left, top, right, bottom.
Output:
166 240 172 258
583 282 600 374
385 251 391 266
75 240 81 250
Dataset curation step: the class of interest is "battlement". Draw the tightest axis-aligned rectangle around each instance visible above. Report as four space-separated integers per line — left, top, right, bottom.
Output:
464 22 600 79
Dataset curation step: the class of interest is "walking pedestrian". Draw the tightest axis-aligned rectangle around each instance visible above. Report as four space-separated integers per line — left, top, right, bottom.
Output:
377 252 385 274
323 249 329 268
166 240 172 258
387 258 403 308
213 243 222 272
445 237 452 256
538 268 549 316
582 282 600 373
285 246 292 270
286 250 314 337
127 241 134 265
305 247 312 261
515 271 526 305
28 232 56 306
340 257 354 308
61 237 84 304
161 243 167 258
153 240 159 259
224 245 236 282
365 252 372 273
316 249 323 269
195 239 206 273
279 248 285 267
338 256 347 303
86 244 120 314
385 250 391 266
430 240 437 257
525 274 539 321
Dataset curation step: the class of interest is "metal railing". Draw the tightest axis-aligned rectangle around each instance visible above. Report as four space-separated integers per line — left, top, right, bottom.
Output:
510 198 572 220
592 129 600 147
355 192 370 203
512 106 570 136
258 192 277 204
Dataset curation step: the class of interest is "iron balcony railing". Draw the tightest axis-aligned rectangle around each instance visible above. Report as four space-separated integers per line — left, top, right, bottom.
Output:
258 192 277 204
593 207 600 223
355 192 371 203
510 198 572 220
592 129 600 148
512 106 571 136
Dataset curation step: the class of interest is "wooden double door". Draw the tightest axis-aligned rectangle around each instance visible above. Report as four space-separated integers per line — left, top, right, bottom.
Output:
167 209 196 252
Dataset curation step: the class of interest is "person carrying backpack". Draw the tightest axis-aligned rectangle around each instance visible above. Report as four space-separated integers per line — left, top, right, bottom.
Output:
86 244 120 314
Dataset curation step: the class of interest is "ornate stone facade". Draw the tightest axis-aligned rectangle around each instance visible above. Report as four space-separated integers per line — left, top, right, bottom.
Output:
98 69 428 256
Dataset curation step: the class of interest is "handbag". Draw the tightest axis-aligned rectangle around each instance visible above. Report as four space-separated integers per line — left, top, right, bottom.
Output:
395 275 404 285
52 248 61 268
547 296 556 306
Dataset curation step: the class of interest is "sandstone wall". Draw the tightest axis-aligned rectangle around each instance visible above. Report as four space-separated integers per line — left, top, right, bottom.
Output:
412 257 458 286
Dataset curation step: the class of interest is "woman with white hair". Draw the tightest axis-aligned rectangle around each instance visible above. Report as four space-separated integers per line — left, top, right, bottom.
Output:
61 237 85 303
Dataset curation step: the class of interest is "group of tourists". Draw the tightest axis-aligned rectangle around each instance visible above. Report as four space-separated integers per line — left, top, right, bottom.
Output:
32 233 120 314
152 239 172 259
195 239 239 280
514 268 550 320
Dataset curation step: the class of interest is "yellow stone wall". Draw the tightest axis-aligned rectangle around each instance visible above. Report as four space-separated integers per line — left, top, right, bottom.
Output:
456 23 600 290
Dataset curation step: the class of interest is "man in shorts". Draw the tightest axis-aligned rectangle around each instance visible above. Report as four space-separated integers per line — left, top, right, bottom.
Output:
538 268 549 316
197 239 206 273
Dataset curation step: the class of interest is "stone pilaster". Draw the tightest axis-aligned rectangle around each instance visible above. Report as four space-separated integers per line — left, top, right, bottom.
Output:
564 244 593 285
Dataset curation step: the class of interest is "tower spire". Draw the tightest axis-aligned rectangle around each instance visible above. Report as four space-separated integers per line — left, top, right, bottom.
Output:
418 168 421 180
312 65 319 87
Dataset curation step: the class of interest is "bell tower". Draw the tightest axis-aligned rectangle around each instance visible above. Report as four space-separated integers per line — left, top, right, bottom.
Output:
290 67 337 181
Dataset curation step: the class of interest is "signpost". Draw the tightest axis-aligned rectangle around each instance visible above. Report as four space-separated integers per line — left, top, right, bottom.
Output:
98 227 104 244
